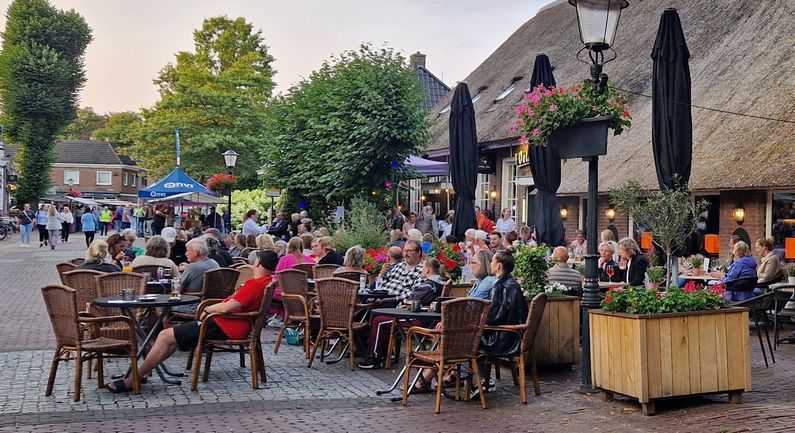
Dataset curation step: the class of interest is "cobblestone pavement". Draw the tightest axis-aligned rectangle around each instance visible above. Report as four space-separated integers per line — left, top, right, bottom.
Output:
0 232 794 432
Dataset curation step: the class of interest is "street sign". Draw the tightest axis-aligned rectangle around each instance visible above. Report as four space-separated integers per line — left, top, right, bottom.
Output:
265 188 281 197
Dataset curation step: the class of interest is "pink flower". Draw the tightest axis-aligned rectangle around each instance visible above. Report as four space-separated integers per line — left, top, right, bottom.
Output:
548 104 558 112
516 104 527 115
508 123 518 133
532 128 540 137
519 135 529 146
527 108 535 117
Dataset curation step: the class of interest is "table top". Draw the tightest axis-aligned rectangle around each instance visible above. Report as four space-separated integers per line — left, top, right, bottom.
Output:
679 274 717 281
93 294 199 308
598 282 628 289
371 307 441 320
357 290 394 300
146 279 172 285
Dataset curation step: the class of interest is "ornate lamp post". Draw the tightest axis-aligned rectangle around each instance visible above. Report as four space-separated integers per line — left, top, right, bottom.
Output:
222 150 239 233
569 0 629 393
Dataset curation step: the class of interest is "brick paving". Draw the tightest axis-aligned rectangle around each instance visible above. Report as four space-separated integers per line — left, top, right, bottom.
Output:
0 231 794 432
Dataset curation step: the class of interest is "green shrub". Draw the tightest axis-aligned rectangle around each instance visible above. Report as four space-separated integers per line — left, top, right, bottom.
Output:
331 196 388 252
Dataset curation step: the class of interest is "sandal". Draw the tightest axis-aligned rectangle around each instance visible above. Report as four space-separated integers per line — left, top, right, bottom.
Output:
105 379 132 394
412 375 433 394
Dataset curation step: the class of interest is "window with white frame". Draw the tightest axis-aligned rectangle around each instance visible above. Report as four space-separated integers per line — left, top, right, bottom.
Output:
409 179 421 214
123 172 128 187
63 170 80 185
132 173 137 187
475 173 491 211
501 158 517 218
96 171 112 186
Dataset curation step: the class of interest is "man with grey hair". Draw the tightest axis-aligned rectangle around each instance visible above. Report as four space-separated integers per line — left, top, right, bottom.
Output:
547 246 582 296
178 237 220 294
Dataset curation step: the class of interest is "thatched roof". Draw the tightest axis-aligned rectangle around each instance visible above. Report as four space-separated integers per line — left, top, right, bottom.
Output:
427 0 795 193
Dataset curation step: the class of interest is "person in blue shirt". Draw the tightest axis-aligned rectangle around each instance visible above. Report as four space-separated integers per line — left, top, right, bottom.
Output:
80 206 100 247
711 241 757 302
468 250 497 299
35 204 49 247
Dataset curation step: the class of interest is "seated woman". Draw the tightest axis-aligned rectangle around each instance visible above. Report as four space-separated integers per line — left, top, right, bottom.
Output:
755 237 782 287
78 240 122 272
121 228 145 258
205 236 233 267
131 235 180 278
597 241 619 283
616 237 649 286
711 241 757 302
468 250 496 299
248 233 275 265
334 245 366 274
106 234 134 269
314 236 344 266
229 234 246 258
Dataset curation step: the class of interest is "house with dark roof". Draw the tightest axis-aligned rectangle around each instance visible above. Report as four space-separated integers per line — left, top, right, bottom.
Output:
423 0 795 257
410 52 450 110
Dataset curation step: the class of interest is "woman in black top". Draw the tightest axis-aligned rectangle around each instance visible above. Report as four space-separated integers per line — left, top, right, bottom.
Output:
77 240 122 273
151 204 168 235
616 237 649 286
313 236 344 265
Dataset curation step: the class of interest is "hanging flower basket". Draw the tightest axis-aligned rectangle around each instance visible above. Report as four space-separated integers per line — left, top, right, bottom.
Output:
205 173 237 195
547 116 611 159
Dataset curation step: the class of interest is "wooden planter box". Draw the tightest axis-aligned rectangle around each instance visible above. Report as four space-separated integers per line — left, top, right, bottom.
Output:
534 296 580 366
589 307 751 415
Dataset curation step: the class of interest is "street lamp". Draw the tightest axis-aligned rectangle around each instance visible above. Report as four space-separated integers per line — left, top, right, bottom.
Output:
569 0 629 394
222 150 239 233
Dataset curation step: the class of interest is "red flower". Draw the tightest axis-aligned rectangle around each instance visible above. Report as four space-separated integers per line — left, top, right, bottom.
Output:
683 281 697 293
604 294 612 304
452 245 461 253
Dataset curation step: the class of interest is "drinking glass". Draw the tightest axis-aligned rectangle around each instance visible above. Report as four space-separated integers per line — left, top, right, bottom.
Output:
122 288 135 301
171 278 181 299
162 267 172 279
121 259 132 273
605 263 616 282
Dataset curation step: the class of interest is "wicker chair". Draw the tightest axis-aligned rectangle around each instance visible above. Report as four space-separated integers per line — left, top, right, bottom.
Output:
403 297 491 414
308 277 367 370
94 272 147 339
274 269 314 358
62 270 103 315
131 264 162 278
334 270 368 284
41 284 140 401
312 264 339 280
293 262 315 279
235 265 255 290
190 281 276 391
69 257 86 266
483 293 548 403
56 262 78 284
239 247 256 258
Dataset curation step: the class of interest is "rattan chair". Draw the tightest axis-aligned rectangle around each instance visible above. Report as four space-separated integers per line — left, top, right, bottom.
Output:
94 272 147 339
293 262 315 279
239 247 256 258
171 268 240 321
235 265 255 290
483 293 548 403
131 264 162 277
190 281 276 391
56 262 78 284
312 264 339 280
334 270 368 284
62 270 103 315
69 257 86 266
403 297 491 413
274 269 314 358
308 277 367 370
42 284 140 401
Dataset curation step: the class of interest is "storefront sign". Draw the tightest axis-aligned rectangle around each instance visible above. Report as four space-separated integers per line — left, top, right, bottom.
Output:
478 154 496 174
516 143 531 168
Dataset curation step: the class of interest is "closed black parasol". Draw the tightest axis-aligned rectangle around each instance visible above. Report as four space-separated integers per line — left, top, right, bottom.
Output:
651 8 692 189
449 82 479 242
529 54 565 246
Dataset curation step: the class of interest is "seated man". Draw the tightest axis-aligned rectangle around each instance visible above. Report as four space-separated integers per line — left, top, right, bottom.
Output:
105 250 279 393
547 246 583 296
178 238 220 294
489 231 505 253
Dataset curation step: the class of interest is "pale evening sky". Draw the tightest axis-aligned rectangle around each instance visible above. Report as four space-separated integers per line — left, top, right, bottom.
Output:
1 0 555 114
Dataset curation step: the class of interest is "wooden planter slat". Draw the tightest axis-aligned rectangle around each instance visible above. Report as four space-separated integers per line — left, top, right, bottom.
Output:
534 296 580 365
589 308 751 415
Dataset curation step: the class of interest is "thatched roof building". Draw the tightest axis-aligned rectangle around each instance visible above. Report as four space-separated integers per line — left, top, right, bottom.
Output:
426 0 795 194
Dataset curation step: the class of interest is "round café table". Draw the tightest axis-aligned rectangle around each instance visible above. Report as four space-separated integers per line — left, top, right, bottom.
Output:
93 294 199 384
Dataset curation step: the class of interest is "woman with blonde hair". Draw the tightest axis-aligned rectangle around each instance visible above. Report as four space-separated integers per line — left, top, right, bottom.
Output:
334 245 365 274
616 237 649 286
313 236 344 265
711 241 757 302
59 206 74 243
248 233 275 264
755 237 782 285
45 205 64 250
468 250 496 299
77 240 121 272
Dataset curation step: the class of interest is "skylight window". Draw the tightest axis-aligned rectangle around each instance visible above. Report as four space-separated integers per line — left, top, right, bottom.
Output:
471 86 488 104
494 77 522 102
440 105 451 114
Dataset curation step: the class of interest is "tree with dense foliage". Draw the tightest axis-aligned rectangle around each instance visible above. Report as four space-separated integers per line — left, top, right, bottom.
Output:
262 44 429 212
93 111 142 151
59 106 106 140
127 16 275 188
0 0 91 204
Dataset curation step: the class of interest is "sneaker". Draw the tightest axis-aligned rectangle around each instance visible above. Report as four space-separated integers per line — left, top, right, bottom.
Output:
357 356 383 370
39 242 43 248
267 318 284 328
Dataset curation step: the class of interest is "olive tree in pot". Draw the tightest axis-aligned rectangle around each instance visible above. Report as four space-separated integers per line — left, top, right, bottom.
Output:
610 180 707 287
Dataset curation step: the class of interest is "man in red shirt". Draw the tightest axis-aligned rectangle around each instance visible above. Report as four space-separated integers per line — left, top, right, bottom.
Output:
106 250 279 393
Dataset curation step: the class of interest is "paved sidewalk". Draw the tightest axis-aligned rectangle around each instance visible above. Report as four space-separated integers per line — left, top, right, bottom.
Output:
0 231 794 432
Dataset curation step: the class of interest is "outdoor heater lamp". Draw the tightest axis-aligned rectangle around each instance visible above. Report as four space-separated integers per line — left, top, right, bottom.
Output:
605 207 615 221
569 0 629 394
570 0 629 94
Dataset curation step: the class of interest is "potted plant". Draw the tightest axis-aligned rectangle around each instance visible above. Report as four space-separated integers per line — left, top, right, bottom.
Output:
511 81 632 159
427 242 465 283
689 255 704 276
788 266 795 285
514 245 580 366
205 173 237 195
591 284 751 415
645 267 665 290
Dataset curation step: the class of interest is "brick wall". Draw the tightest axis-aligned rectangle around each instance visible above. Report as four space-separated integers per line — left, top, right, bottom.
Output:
50 166 144 197
719 190 766 258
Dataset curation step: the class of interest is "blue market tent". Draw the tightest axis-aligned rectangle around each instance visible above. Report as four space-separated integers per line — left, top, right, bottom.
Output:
138 167 222 203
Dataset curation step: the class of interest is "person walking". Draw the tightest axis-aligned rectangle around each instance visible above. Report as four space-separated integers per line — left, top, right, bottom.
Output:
99 206 112 236
35 204 49 247
60 206 74 242
45 205 63 250
81 205 99 247
17 203 36 247
113 206 123 233
133 205 145 236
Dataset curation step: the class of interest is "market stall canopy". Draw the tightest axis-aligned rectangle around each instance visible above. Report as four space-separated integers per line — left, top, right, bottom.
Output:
405 155 449 177
138 167 222 203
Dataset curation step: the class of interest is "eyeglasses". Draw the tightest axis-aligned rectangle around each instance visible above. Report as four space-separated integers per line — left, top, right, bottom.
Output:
404 248 419 253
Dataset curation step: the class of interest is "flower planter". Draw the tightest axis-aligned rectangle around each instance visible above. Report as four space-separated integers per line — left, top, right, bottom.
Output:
547 116 611 159
533 296 580 366
589 307 751 415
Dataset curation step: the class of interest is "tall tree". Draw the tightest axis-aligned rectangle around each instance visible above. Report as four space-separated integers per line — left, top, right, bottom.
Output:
0 0 91 204
128 16 275 188
59 106 107 140
93 111 142 151
262 44 429 211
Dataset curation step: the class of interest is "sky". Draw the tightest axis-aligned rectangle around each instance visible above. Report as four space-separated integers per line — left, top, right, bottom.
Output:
0 0 556 113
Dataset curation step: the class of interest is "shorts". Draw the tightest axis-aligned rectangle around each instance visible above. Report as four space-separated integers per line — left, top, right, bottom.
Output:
173 320 228 352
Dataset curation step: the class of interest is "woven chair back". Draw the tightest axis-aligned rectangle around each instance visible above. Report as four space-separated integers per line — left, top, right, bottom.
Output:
521 293 548 352
293 262 314 279
312 264 339 280
41 285 81 347
95 272 147 316
69 257 86 266
62 269 103 314
202 268 240 300
278 269 309 318
235 265 255 289
334 270 368 284
440 280 453 297
131 265 161 277
439 298 491 359
315 277 359 329
56 262 78 284
239 247 256 258
250 281 277 340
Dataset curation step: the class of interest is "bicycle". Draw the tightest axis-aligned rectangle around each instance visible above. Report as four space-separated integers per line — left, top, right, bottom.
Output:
0 225 6 241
